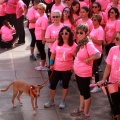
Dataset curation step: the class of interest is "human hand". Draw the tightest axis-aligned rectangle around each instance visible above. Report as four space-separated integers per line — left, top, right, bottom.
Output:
97 80 105 86
84 59 91 65
50 65 54 71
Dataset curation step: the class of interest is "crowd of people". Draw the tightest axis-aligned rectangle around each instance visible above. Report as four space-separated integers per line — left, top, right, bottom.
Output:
0 0 120 119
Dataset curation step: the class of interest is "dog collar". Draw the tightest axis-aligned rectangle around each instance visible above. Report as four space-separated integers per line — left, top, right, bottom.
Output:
30 86 37 98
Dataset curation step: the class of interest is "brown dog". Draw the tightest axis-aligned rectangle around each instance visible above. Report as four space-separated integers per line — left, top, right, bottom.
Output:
0 81 44 115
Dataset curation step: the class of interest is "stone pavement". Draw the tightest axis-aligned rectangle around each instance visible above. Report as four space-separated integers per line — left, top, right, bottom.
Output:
0 27 112 120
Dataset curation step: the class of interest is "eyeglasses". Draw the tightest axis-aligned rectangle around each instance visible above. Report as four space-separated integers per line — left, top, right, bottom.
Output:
92 6 98 8
52 16 60 18
115 37 120 41
63 9 70 14
110 11 115 14
60 32 69 35
76 31 84 35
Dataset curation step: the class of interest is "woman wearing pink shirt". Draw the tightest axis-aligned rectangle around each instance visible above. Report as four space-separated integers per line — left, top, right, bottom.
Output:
61 7 75 29
34 3 48 70
64 0 73 8
27 0 40 61
44 26 77 109
98 32 120 120
71 0 80 21
76 6 93 33
15 0 26 45
0 0 6 28
44 10 63 76
91 2 107 28
70 24 100 120
90 14 104 93
105 0 120 14
104 7 120 55
0 20 16 48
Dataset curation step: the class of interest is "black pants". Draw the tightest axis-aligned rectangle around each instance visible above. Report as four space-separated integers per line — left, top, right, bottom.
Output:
6 14 18 40
76 75 91 100
16 15 25 43
50 70 72 90
36 40 46 60
105 43 115 55
22 0 30 8
0 40 13 48
29 28 36 47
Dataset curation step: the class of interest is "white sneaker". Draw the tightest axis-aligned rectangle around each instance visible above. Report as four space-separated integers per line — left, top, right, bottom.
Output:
90 86 102 93
35 66 46 71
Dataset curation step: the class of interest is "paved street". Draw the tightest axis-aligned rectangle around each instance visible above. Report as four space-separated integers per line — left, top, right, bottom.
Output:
0 26 112 120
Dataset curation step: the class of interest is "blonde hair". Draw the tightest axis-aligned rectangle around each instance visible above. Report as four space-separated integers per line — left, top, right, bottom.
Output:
38 3 46 10
52 10 62 17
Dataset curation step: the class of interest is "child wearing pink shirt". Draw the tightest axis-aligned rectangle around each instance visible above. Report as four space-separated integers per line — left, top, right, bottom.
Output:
44 26 77 109
70 24 100 120
0 20 16 48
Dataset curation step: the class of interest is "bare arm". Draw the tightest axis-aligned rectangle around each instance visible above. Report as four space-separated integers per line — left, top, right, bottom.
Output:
41 30 46 44
46 38 56 43
91 39 103 45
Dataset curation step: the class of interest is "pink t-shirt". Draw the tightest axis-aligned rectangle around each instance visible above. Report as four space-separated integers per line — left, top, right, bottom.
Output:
51 3 65 13
76 19 93 33
74 42 99 77
6 0 17 14
99 11 107 23
27 7 40 29
106 46 120 83
62 19 72 28
105 19 120 42
51 40 77 71
105 3 120 13
45 23 63 48
96 0 110 11
79 1 88 9
0 25 15 41
16 0 25 19
89 26 104 53
35 13 48 40
44 0 53 4
0 2 6 16
73 14 79 20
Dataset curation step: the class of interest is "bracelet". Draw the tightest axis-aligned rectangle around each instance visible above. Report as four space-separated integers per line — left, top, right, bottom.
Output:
49 59 54 65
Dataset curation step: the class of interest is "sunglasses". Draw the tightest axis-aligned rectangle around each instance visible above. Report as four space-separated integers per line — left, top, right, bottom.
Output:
60 32 69 35
92 6 98 8
52 16 60 18
63 9 70 14
76 31 84 35
115 37 120 41
110 11 115 14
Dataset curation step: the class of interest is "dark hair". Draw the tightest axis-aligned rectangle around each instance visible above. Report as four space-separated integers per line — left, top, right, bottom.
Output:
92 2 101 11
58 26 74 46
3 20 12 29
61 7 74 25
81 6 91 18
34 0 40 4
71 0 80 16
108 7 119 19
76 24 88 34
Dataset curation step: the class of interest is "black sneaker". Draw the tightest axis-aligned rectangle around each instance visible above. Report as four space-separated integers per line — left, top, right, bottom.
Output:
30 54 37 61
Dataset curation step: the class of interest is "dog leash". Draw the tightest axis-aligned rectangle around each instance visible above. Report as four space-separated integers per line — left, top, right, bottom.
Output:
40 70 54 86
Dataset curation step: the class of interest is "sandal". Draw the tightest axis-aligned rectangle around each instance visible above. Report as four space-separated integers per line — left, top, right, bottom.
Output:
70 108 84 116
